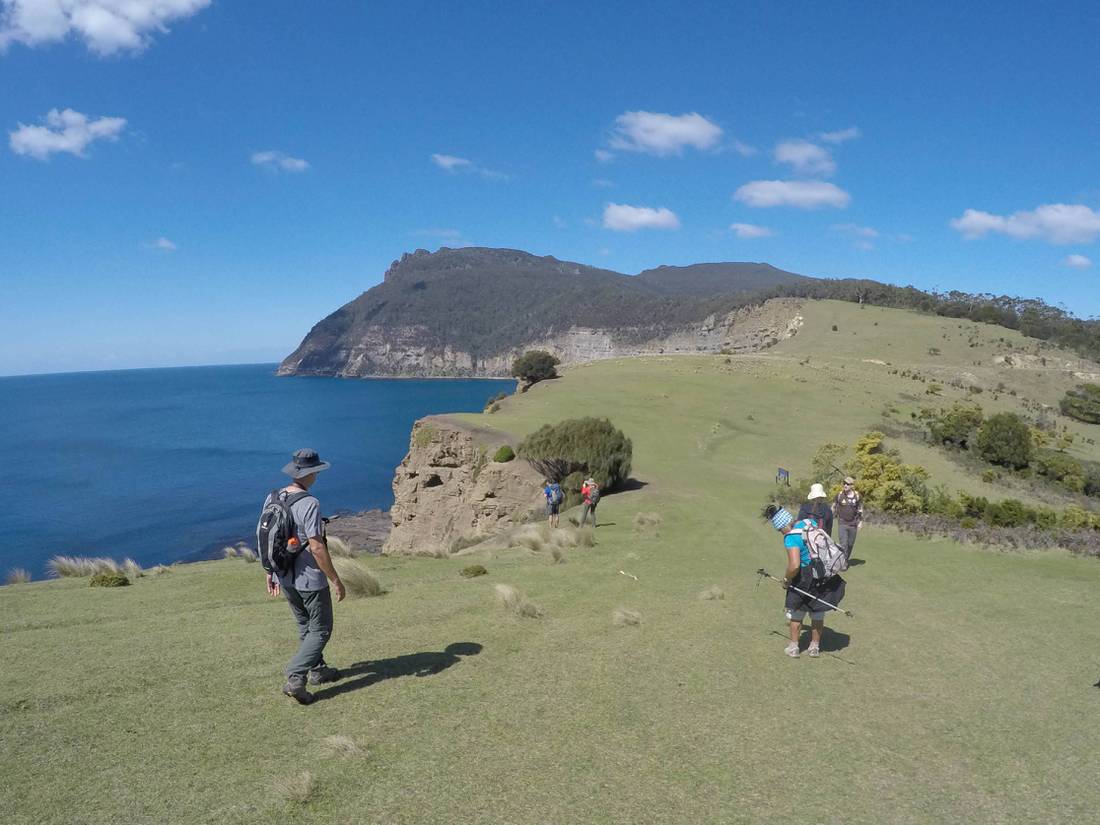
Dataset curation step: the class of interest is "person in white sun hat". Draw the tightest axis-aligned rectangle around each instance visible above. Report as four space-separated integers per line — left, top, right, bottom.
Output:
797 482 834 536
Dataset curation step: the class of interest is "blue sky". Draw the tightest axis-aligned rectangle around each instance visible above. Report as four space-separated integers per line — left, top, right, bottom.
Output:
2 1 1099 376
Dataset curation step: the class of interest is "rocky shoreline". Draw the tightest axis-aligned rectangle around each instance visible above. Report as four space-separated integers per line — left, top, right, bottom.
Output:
325 508 392 555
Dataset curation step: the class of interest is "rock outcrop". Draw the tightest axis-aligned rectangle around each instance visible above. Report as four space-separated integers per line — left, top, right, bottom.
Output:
384 416 544 556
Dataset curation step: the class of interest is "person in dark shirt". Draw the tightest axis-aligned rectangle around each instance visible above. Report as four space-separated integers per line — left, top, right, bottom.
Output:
833 476 864 560
797 483 834 536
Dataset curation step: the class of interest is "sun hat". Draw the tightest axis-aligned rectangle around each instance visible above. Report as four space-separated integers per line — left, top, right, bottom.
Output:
769 507 794 531
282 448 331 479
844 476 856 485
807 483 827 500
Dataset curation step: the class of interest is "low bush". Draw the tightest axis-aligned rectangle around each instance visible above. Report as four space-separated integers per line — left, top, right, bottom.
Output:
1034 451 1087 494
977 413 1033 469
1060 383 1100 424
332 558 384 598
460 564 488 578
90 570 130 588
494 583 542 618
612 608 642 626
493 445 515 462
923 402 984 449
517 416 632 490
6 568 30 585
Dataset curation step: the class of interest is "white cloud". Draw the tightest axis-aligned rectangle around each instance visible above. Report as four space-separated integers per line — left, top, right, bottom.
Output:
774 139 835 177
0 0 210 56
607 111 722 156
730 222 774 239
9 107 125 159
950 204 1100 245
151 236 176 251
734 180 851 209
594 148 614 163
430 152 507 180
818 126 861 144
1063 254 1092 269
251 150 309 173
729 139 758 157
602 203 681 232
431 153 472 172
831 222 879 239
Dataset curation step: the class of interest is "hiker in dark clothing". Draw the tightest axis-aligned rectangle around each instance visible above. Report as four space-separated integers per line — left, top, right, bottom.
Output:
833 476 864 560
797 483 834 536
544 479 563 528
263 449 345 705
763 504 846 659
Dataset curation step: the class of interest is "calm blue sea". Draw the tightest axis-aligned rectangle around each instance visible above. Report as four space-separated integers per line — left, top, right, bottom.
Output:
2 365 513 576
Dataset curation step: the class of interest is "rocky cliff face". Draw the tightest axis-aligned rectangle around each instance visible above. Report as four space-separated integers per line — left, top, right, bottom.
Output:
384 416 545 556
277 247 810 378
279 298 804 378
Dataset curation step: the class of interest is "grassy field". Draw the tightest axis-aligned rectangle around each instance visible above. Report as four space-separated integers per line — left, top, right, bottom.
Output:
3 300 1100 824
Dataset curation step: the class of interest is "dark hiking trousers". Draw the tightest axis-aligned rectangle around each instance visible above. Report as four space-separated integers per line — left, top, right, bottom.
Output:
838 522 859 560
580 502 598 527
283 585 333 680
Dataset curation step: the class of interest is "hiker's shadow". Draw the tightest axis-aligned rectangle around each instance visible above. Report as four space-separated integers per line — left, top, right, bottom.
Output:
313 642 482 702
847 558 867 567
800 626 850 653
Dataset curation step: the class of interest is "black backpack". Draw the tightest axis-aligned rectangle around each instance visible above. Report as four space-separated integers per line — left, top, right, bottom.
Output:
256 489 312 575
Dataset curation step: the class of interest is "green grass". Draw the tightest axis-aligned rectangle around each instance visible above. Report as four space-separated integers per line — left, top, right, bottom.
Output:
3 301 1100 823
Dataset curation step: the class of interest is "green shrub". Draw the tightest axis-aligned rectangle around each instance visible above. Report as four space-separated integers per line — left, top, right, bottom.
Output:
90 570 130 588
846 432 928 513
517 417 632 490
976 413 1033 469
1034 451 1086 493
1060 383 1100 424
460 564 488 578
493 445 515 462
984 499 1032 528
981 469 1000 483
926 402 984 448
511 350 560 386
959 492 989 519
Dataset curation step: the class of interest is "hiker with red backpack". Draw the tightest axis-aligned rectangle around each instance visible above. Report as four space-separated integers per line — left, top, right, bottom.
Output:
762 504 847 658
579 477 600 527
256 449 346 705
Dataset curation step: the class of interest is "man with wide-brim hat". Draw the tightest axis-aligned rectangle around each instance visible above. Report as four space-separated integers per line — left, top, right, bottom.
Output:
797 482 834 536
263 448 345 705
832 476 864 561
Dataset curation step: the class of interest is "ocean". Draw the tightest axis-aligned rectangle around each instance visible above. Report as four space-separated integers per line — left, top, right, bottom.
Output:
2 364 513 577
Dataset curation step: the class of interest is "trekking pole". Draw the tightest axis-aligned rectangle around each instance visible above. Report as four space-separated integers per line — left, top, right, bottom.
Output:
755 568 854 618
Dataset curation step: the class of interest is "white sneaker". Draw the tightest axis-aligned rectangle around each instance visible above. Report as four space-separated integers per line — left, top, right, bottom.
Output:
807 643 821 658
784 642 800 658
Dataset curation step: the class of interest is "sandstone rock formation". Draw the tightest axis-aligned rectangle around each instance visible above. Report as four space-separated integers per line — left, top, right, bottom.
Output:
384 416 545 556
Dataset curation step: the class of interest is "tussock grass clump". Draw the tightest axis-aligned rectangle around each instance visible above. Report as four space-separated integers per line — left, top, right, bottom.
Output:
48 556 120 578
633 512 662 534
450 534 487 554
325 536 355 558
550 546 565 564
495 583 542 618
280 771 316 805
460 564 488 578
150 564 171 575
612 608 642 627
222 546 239 559
237 545 257 562
6 568 31 585
699 586 725 601
321 735 362 758
122 558 144 578
332 558 384 597
90 570 130 588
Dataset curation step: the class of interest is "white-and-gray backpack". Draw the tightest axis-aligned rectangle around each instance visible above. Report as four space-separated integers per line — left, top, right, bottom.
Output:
256 489 311 575
802 524 849 580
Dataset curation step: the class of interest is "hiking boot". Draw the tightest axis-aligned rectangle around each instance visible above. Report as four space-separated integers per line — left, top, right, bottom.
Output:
307 665 340 685
807 643 821 658
784 642 800 658
282 676 314 705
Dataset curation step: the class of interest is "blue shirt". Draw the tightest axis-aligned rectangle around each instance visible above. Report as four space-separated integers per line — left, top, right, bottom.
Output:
783 517 818 568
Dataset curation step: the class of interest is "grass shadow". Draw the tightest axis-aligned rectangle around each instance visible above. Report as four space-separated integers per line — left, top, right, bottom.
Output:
312 642 483 702
847 558 867 567
612 478 649 494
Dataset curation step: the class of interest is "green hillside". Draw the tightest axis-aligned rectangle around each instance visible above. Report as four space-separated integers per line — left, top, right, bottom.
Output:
4 301 1100 824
